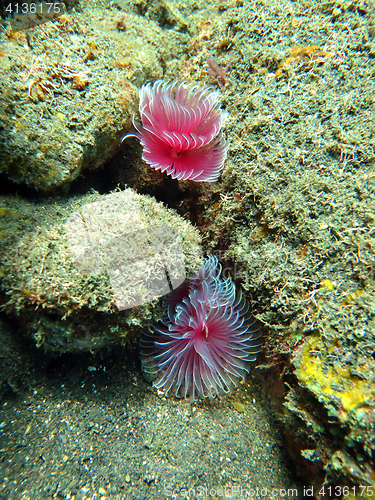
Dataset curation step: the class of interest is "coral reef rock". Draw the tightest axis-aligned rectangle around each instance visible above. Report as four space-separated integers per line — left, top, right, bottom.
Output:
0 188 202 352
0 9 167 190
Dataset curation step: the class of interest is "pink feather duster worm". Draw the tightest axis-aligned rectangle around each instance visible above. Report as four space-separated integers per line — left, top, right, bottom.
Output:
140 255 262 401
123 80 229 181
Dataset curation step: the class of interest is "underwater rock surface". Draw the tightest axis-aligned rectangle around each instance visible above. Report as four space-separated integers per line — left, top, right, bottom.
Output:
0 8 169 190
0 0 374 494
176 0 375 491
0 188 202 352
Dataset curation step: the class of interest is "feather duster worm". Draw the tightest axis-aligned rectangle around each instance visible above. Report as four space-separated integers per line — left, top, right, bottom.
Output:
122 80 228 181
140 255 262 401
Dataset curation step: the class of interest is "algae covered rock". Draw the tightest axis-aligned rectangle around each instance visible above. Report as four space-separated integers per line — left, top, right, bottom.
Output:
289 291 375 488
0 188 202 352
189 0 375 489
0 8 165 190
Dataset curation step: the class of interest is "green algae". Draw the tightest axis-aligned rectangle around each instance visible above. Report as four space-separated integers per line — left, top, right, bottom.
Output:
0 8 167 190
189 0 375 490
0 188 202 352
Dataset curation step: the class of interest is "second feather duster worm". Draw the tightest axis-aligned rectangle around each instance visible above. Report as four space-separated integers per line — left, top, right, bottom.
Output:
141 255 262 401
